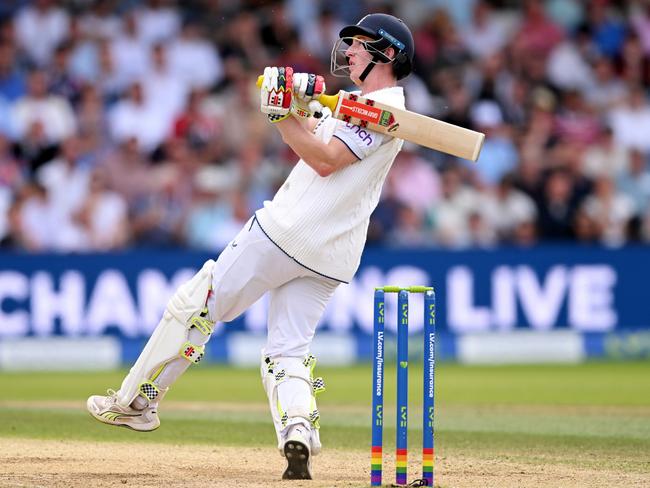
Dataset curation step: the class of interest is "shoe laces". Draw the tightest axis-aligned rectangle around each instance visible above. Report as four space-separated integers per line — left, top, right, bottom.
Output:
105 388 119 406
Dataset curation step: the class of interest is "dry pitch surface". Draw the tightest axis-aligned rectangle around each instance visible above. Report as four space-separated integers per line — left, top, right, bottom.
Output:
1 437 649 488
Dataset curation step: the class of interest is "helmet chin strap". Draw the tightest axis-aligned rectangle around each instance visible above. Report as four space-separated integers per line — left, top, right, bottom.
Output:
358 60 374 82
358 52 383 82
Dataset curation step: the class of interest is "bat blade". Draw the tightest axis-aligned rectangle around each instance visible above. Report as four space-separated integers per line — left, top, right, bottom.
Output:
254 76 484 161
332 92 485 161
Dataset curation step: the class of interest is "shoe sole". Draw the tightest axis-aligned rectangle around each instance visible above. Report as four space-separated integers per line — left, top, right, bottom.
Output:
88 409 160 432
87 400 160 432
282 439 312 480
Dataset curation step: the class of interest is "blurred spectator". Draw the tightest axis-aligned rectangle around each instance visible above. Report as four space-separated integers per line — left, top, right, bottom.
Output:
608 84 650 152
11 182 56 251
423 0 478 30
582 126 630 178
630 2 650 54
79 0 122 41
587 0 627 58
617 149 650 217
67 15 101 85
497 74 529 126
108 81 169 154
585 56 627 111
299 7 345 65
141 43 188 126
573 206 600 244
167 20 223 90
549 140 594 202
536 167 580 240
546 0 585 34
614 32 650 85
0 41 26 102
461 0 511 60
218 11 268 72
432 10 472 71
36 135 91 218
402 74 437 117
11 119 58 175
48 42 81 104
100 137 153 205
172 88 221 154
259 3 297 59
546 25 596 92
109 12 151 89
277 29 323 75
467 100 518 187
35 135 93 251
466 209 497 247
96 39 126 101
13 0 69 67
512 0 564 61
387 145 441 213
11 69 76 144
184 174 248 250
134 0 181 46
388 204 429 247
227 142 287 213
427 164 482 248
0 95 14 138
73 166 129 250
482 173 538 244
582 174 635 246
130 138 197 247
554 89 601 144
368 192 406 246
0 134 23 242
75 84 108 148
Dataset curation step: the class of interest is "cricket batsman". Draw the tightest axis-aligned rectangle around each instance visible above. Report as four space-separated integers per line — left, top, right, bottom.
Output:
87 13 414 480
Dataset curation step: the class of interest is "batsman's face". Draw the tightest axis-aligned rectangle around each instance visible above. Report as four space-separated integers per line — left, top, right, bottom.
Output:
346 36 374 83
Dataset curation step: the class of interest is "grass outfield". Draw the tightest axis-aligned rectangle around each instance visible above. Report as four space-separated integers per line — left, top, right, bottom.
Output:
1 362 650 485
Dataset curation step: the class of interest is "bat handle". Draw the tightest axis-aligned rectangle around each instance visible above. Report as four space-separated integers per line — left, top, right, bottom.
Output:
255 75 339 114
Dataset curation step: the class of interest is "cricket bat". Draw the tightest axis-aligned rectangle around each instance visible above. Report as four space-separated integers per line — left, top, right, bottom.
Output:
256 76 485 161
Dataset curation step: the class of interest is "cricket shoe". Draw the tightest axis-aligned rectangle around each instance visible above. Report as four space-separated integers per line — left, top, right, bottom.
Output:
282 424 313 480
87 389 160 432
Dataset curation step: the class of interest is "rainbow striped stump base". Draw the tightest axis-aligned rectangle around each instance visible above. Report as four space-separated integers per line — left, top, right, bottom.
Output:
370 446 382 486
422 447 434 486
396 448 408 485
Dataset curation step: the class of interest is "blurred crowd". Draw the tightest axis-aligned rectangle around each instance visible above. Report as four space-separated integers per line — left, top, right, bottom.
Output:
0 0 649 252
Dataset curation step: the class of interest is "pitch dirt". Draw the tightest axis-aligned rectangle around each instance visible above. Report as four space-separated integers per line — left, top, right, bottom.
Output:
1 438 648 488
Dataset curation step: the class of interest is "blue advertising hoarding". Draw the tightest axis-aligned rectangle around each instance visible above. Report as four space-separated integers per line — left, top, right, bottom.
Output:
0 246 648 366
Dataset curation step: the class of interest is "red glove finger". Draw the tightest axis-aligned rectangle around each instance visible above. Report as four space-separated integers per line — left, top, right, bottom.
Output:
282 67 293 109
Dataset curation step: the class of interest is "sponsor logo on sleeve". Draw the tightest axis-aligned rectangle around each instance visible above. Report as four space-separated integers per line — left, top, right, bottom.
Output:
344 122 374 146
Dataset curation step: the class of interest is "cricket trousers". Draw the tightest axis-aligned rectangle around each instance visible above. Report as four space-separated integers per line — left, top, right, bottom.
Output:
207 216 340 358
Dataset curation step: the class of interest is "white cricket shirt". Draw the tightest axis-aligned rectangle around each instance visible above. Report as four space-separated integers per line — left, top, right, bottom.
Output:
255 86 405 283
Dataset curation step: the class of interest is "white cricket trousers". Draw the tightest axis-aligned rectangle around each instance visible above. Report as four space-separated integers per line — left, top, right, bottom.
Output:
207 216 340 358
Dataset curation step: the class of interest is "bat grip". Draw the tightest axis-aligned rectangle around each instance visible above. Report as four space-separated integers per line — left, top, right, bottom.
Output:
255 75 339 113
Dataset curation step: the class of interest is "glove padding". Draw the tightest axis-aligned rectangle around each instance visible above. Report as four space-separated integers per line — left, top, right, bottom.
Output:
291 73 326 119
260 66 294 123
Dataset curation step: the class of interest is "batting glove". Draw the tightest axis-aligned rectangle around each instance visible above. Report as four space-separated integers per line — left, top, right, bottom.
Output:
291 73 326 119
260 66 294 123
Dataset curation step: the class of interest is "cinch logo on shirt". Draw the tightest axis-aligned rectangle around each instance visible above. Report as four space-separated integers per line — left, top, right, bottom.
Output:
345 122 374 146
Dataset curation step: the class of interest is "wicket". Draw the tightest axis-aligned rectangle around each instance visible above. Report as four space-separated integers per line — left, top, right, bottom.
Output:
371 286 436 487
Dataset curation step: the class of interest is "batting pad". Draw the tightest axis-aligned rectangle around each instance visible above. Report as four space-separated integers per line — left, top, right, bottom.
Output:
261 354 324 455
117 260 216 408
